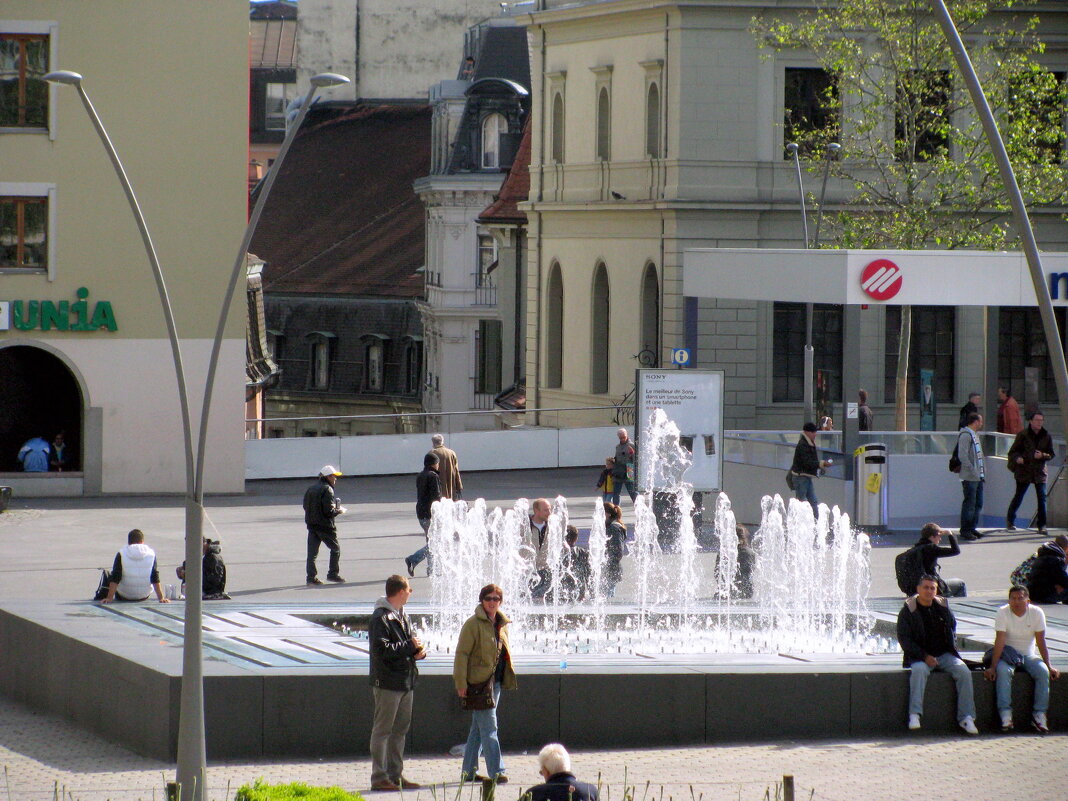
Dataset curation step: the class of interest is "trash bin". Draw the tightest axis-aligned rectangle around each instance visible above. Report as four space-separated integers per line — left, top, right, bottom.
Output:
853 443 888 531
0 486 10 513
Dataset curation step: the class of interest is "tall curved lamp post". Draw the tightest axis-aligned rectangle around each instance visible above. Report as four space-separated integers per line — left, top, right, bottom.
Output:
927 2 1068 449
44 69 350 801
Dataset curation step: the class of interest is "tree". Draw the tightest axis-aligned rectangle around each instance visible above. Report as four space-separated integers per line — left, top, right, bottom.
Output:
754 0 1068 430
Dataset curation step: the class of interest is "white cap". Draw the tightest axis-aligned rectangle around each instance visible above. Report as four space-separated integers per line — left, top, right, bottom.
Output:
319 465 342 478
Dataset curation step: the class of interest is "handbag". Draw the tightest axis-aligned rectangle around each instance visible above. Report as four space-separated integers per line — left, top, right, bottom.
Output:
785 470 796 491
461 676 496 711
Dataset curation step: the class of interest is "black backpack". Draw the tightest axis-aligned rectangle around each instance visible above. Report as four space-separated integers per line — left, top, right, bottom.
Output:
894 546 925 595
948 441 961 473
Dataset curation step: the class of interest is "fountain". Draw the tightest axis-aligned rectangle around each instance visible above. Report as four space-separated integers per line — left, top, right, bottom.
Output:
422 409 885 656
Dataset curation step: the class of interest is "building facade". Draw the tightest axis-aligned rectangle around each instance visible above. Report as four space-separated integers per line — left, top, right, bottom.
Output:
0 0 248 495
521 0 1068 432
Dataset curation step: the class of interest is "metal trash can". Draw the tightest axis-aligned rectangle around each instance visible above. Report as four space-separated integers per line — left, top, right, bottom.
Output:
0 486 10 513
853 443 888 531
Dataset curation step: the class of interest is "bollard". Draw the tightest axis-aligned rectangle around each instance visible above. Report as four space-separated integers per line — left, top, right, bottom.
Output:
166 782 180 801
783 775 794 801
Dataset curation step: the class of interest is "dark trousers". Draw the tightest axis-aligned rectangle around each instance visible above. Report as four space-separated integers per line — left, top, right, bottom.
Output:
1007 481 1047 529
960 479 984 534
307 527 341 580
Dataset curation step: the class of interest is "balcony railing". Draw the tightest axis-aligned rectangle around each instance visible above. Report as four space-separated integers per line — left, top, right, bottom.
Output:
472 272 496 306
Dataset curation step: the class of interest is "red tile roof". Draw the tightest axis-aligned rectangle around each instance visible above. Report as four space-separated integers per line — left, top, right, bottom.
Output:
251 103 431 298
477 116 531 225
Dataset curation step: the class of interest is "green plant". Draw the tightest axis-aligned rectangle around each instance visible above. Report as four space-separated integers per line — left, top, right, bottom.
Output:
235 779 366 801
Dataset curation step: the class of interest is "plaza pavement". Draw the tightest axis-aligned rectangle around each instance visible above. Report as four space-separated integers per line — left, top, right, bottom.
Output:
1 467 1066 800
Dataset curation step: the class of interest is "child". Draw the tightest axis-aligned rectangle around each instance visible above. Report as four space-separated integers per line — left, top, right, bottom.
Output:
596 457 616 503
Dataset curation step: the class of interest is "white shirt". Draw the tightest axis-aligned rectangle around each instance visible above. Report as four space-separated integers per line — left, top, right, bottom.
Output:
994 603 1046 656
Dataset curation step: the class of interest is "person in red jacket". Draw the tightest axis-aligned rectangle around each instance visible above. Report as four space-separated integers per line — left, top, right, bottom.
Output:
997 386 1023 435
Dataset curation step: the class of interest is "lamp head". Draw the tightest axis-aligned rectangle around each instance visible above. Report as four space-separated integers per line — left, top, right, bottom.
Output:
310 73 351 89
44 70 83 86
828 142 842 155
786 142 799 153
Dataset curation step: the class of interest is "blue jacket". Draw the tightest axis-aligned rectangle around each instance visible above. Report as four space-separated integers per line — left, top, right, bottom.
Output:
525 773 599 801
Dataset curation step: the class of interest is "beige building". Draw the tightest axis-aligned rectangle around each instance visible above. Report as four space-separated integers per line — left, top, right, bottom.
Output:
521 0 1068 432
0 0 248 494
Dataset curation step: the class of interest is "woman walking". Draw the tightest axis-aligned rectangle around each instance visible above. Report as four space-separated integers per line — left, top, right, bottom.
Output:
453 583 516 784
603 503 627 597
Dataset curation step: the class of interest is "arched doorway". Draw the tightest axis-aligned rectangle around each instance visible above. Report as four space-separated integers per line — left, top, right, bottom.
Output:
0 345 83 472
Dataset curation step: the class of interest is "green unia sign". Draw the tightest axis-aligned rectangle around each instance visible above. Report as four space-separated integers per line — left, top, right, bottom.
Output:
0 287 117 332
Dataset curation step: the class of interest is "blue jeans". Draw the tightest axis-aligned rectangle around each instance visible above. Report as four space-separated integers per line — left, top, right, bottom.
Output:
996 654 1050 714
960 479 984 534
462 682 503 779
611 477 637 504
407 518 433 573
793 475 819 519
909 653 976 721
1006 481 1046 529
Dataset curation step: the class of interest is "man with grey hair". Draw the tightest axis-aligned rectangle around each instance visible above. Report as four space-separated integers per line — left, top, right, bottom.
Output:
612 428 637 503
523 744 599 801
430 433 463 500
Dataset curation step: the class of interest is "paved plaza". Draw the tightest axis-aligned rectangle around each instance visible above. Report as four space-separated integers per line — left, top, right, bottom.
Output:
1 467 1067 800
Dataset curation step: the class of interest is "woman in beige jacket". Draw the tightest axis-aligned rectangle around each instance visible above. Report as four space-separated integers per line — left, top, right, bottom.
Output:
453 583 517 783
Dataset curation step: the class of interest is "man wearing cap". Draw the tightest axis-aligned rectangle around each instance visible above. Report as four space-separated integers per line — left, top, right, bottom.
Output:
789 422 831 519
304 465 346 584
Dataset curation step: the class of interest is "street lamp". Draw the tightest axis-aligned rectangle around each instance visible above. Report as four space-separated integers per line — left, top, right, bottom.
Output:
812 142 841 249
45 68 350 801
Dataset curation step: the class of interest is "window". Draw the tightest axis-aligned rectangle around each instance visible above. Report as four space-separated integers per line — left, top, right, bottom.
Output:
265 82 294 131
999 307 1067 402
551 92 565 162
481 113 507 169
640 263 659 362
645 83 661 158
784 67 838 157
0 33 48 128
0 196 47 269
477 234 495 286
884 306 955 402
306 332 335 390
547 262 563 389
365 341 384 392
591 263 610 393
772 302 843 402
1008 70 1067 164
596 87 611 161
476 319 502 394
896 70 950 162
404 339 423 395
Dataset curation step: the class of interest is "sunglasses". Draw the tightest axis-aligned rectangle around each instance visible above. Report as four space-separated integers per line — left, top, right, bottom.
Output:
483 596 503 602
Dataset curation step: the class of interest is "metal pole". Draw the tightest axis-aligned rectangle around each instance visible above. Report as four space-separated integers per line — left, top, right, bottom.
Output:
929 2 1068 450
788 142 816 423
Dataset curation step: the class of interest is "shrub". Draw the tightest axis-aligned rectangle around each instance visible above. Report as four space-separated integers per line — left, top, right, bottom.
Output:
235 779 366 801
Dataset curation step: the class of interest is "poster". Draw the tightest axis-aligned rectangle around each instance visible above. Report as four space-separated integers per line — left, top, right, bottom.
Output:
635 368 724 492
919 368 935 431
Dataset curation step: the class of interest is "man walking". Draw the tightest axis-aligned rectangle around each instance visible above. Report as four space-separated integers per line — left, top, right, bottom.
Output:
790 422 831 519
303 464 346 584
957 412 985 541
430 434 463 499
526 498 552 600
857 389 873 432
958 391 981 430
983 586 1058 733
369 574 426 791
897 575 978 734
997 386 1023 435
613 428 638 503
1006 411 1054 534
405 453 442 577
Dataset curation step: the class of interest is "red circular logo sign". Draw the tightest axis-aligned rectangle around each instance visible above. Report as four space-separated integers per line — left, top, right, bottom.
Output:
860 258 902 301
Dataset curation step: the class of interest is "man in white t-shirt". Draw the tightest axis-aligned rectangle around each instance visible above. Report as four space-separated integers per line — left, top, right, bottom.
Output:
983 585 1060 733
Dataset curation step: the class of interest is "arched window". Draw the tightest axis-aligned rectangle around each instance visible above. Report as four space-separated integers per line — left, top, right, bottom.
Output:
596 87 611 161
590 262 610 394
640 263 660 364
547 262 564 388
481 112 507 169
645 83 661 157
551 92 565 163
365 341 383 392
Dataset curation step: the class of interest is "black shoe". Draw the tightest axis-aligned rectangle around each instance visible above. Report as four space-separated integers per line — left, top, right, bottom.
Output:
405 557 416 578
960 531 979 541
493 775 508 785
327 575 346 583
307 577 324 585
1038 527 1048 535
1006 524 1017 532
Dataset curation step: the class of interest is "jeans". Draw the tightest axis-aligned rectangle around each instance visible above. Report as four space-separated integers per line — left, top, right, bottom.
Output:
461 682 504 779
909 653 976 721
370 687 413 784
793 475 819 520
306 527 341 580
943 578 967 598
610 477 637 504
960 479 984 534
1006 481 1046 529
407 518 434 573
996 654 1050 714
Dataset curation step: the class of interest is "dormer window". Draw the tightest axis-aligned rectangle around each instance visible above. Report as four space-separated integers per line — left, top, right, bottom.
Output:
481 113 507 169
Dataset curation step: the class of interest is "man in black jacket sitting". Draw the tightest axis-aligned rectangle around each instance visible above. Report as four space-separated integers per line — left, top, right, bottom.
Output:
369 574 426 791
522 743 599 801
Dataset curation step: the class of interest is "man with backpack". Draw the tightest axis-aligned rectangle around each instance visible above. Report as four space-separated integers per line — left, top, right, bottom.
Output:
957 412 986 540
895 523 965 598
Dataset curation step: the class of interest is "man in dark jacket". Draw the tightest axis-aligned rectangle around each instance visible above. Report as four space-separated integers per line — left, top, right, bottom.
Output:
1006 411 1055 534
523 744 599 801
303 464 346 585
912 523 965 597
1027 540 1068 604
789 422 830 519
958 392 981 430
896 575 977 733
369 574 426 791
176 537 228 599
405 453 442 577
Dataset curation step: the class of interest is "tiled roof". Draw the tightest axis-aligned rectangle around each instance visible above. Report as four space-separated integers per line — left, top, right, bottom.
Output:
251 103 431 299
250 15 296 69
478 115 531 225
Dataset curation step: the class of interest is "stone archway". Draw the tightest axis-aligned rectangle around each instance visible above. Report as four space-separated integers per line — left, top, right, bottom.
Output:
0 345 84 472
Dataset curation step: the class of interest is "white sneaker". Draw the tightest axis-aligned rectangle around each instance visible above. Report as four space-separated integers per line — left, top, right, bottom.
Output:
1033 712 1049 733
908 713 921 730
1000 710 1014 731
959 716 979 735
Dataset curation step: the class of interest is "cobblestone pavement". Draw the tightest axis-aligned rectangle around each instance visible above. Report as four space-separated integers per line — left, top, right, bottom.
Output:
1 694 1065 801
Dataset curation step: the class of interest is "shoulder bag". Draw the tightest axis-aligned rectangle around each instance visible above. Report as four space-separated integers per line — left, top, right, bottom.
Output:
460 629 502 711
